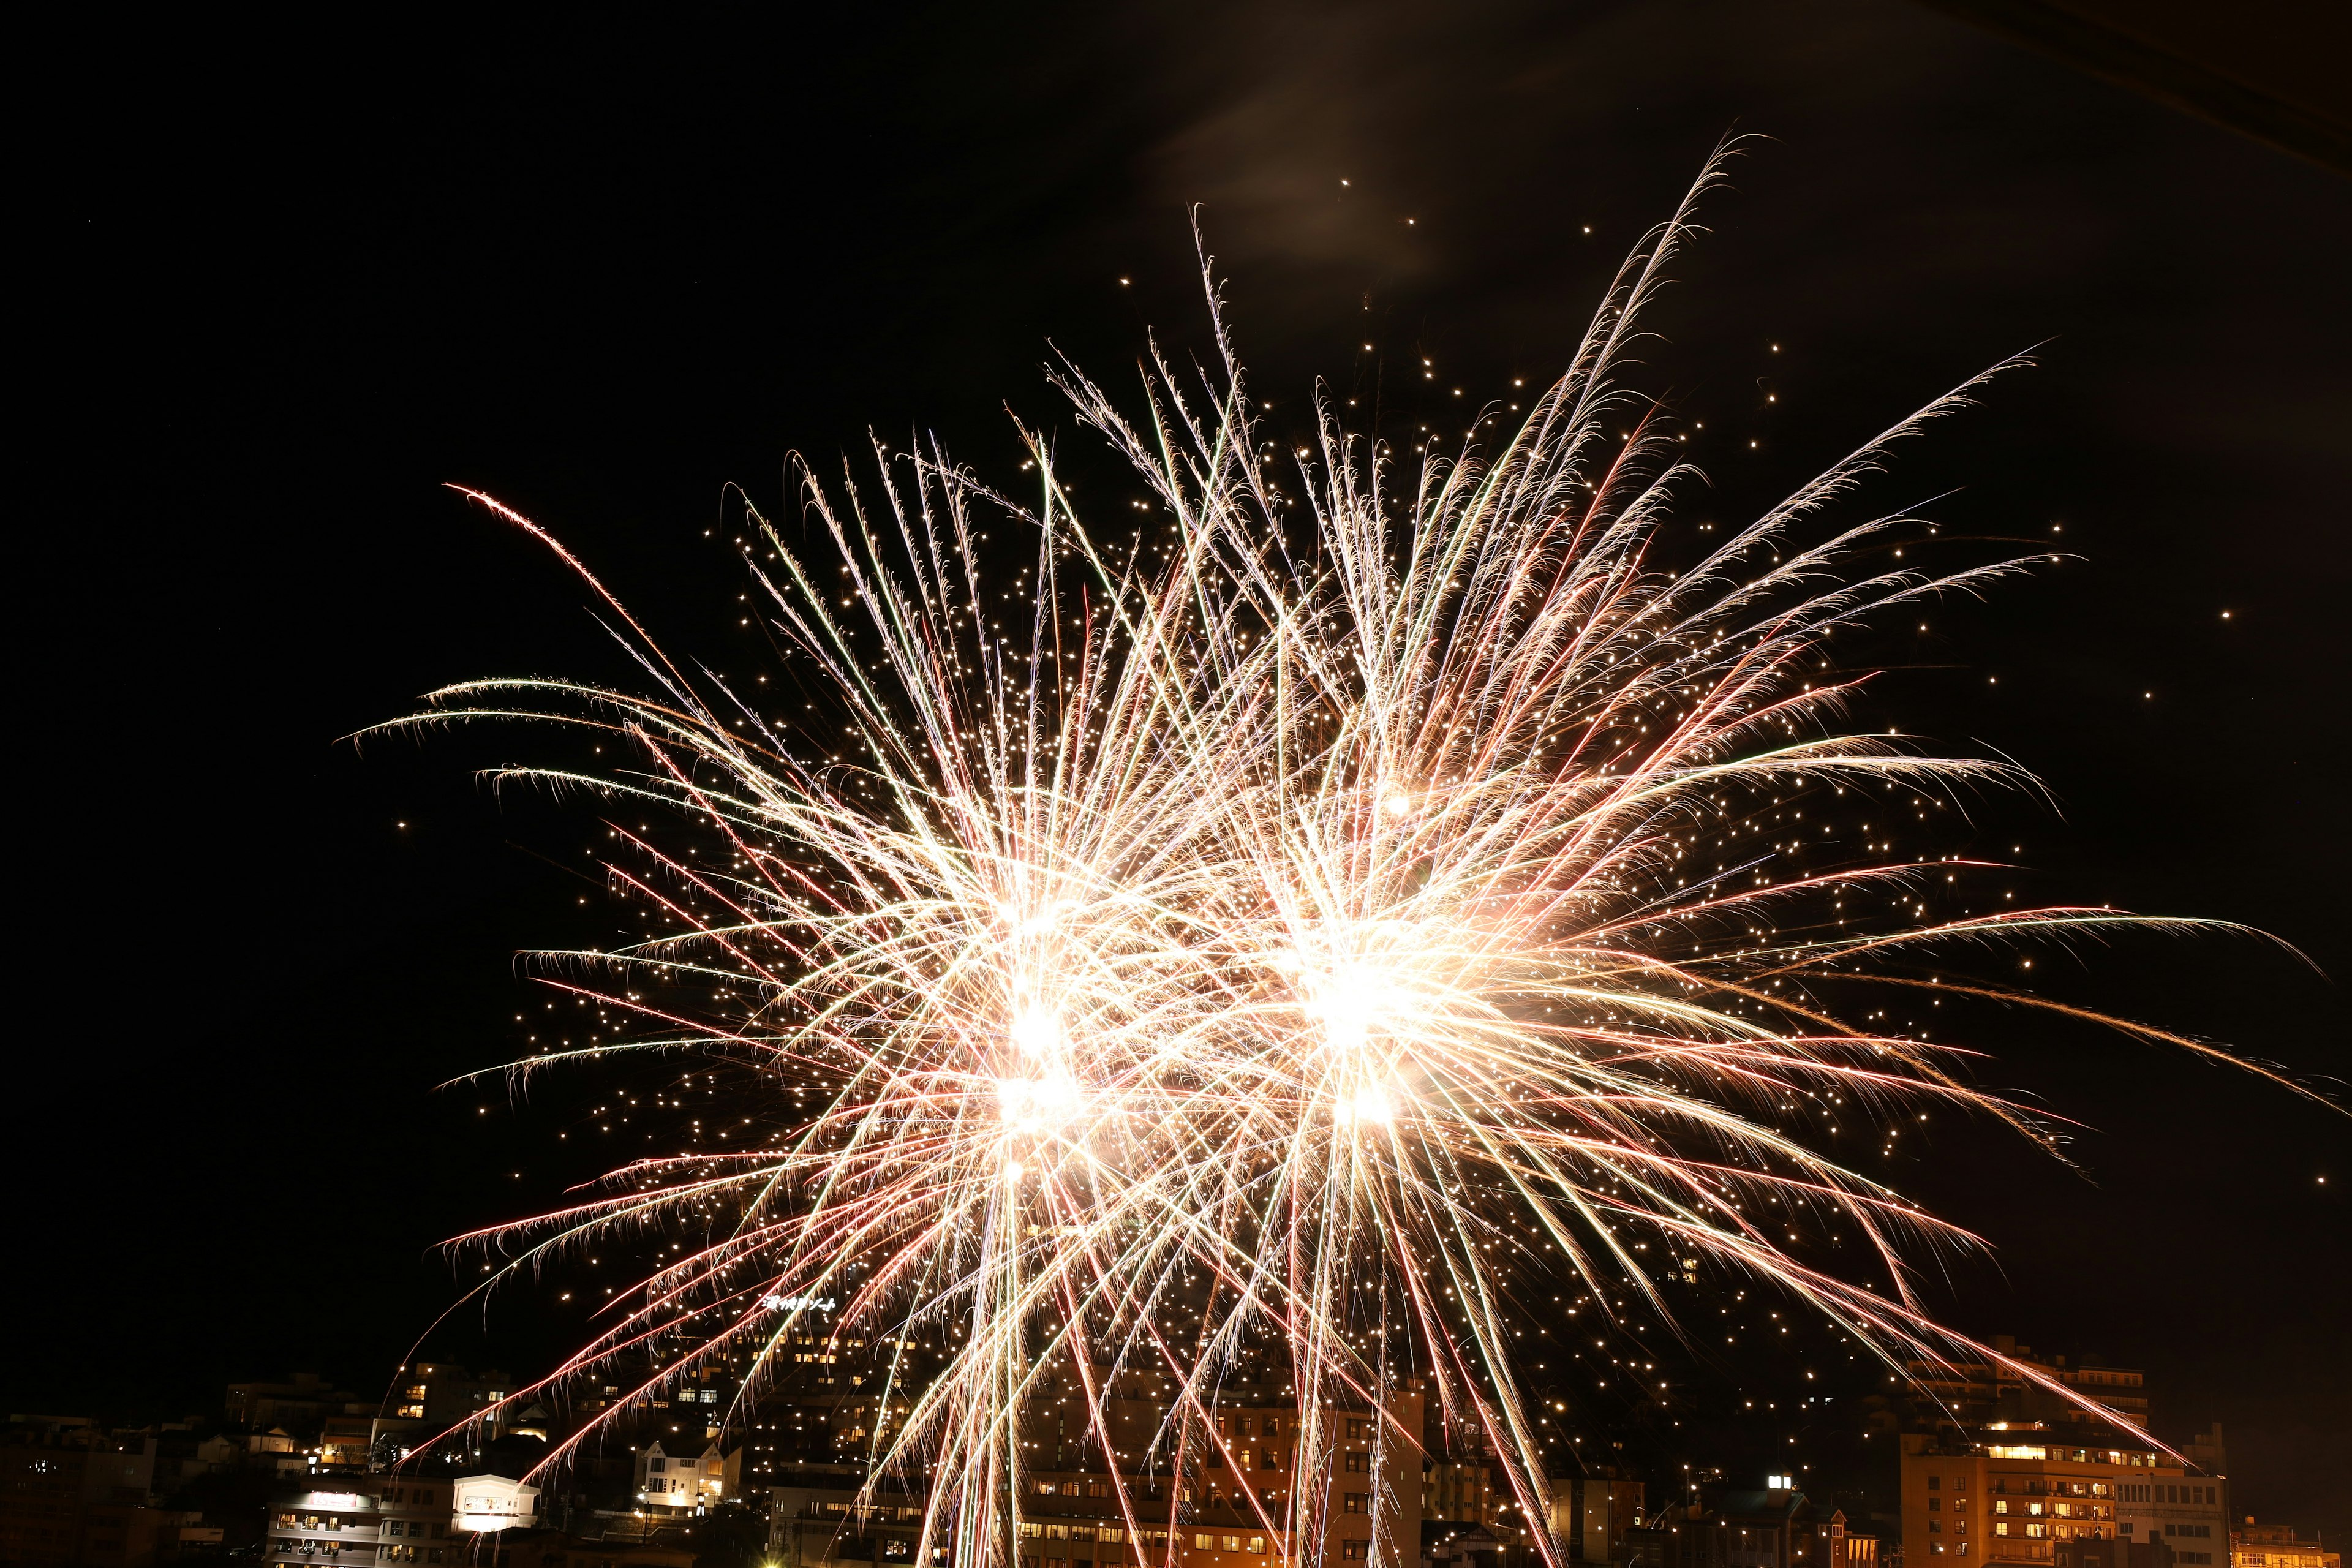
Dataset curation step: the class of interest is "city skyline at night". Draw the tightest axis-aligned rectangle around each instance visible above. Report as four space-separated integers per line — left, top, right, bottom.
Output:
11 3 2346 1565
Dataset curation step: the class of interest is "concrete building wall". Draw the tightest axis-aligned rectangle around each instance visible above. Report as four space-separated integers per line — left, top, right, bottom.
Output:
2116 1479 2226 1567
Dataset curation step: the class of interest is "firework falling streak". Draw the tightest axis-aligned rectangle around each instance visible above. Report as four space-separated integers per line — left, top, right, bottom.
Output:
372 151 2323 1567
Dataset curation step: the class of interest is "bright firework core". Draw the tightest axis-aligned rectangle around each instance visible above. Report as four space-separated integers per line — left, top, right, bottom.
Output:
1285 937 1422 1126
379 151 2320 1568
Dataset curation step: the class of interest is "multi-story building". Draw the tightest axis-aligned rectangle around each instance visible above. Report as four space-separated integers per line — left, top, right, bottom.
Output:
733 1302 955 1488
1549 1473 1644 1567
2114 1474 2225 1564
1896 1329 2239 1568
371 1476 461 1564
2231 1521 2340 1568
767 1461 870 1568
1897 1427 2230 1564
1901 1342 2149 1435
260 1473 540 1568
385 1363 523 1436
265 1476 454 1568
1 1420 109 1567
766 1384 1426 1568
264 1480 385 1566
2048 1539 2179 1568
227 1376 362 1436
1426 1462 1498 1529
1032 1387 1425 1568
0 1415 221 1568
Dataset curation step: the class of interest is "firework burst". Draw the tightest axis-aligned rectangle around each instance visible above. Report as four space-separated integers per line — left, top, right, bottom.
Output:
372 153 2321 1564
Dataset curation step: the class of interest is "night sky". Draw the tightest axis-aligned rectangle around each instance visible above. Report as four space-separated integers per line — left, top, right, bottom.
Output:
19 0 2348 1540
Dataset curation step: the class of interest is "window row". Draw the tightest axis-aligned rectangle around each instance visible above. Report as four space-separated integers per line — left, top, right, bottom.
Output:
1017 1523 1129 1542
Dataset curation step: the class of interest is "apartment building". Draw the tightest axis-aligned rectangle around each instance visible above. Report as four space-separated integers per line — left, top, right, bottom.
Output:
1899 1429 2225 1564
766 1387 1426 1568
371 1476 461 1563
0 1416 224 1568
1894 1329 2242 1568
1900 1341 2149 1434
385 1363 523 1436
260 1473 540 1568
2116 1475 2226 1564
2231 1521 2340 1568
264 1476 461 1567
767 1462 872 1568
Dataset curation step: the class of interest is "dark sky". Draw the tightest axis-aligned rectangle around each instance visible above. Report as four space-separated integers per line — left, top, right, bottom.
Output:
20 0 2348 1537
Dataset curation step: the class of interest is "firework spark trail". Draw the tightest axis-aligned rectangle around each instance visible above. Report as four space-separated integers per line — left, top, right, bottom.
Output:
370 148 2326 1568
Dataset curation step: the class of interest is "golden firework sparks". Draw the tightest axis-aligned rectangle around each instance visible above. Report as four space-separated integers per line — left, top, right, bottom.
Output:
369 151 2328 1568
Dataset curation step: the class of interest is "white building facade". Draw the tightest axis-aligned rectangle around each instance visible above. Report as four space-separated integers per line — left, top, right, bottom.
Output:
633 1442 736 1514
